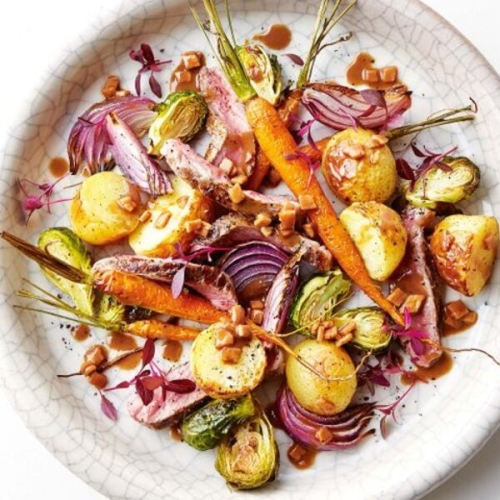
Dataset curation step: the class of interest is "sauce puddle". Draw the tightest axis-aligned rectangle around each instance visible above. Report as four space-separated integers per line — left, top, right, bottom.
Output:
252 24 292 50
346 52 401 90
401 351 453 385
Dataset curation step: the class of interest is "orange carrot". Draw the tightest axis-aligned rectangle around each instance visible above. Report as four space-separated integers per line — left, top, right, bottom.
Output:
93 269 229 324
245 96 404 326
126 320 202 340
245 89 302 191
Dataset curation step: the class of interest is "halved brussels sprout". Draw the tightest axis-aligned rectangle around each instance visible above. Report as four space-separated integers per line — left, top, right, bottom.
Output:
290 269 351 337
96 293 125 327
402 156 480 209
236 43 283 105
333 307 391 352
38 227 94 316
215 406 279 490
149 90 208 155
182 395 255 451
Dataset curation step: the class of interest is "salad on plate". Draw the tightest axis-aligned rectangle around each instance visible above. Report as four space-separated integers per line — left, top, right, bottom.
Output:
2 0 499 491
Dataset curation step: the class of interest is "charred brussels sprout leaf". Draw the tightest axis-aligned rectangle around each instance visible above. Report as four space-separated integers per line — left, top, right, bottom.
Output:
96 293 125 327
149 90 208 155
402 156 480 209
236 43 283 105
215 406 279 490
182 395 256 451
290 269 351 336
333 306 391 352
38 227 94 316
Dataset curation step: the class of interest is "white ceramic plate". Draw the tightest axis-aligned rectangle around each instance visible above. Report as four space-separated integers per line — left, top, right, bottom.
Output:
1 0 500 499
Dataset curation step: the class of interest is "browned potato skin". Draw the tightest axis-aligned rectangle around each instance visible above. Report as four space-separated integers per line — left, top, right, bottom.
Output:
70 171 143 245
321 128 397 204
129 177 213 258
430 215 499 296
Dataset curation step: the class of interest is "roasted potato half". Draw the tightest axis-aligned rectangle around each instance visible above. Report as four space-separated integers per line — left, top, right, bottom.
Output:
430 214 499 296
191 324 266 399
69 171 143 245
339 201 407 281
129 177 212 257
286 339 356 416
321 128 397 204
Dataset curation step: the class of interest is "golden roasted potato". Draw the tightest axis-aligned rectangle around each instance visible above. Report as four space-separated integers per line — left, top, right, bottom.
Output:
430 214 499 296
191 324 266 399
321 128 397 204
69 171 143 245
339 201 407 281
129 177 212 257
286 339 356 416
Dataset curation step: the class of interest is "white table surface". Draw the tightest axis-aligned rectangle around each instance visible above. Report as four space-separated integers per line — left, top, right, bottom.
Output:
1 1 500 499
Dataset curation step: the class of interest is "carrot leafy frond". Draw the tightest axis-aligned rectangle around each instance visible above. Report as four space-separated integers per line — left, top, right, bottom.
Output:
297 0 357 89
191 0 256 102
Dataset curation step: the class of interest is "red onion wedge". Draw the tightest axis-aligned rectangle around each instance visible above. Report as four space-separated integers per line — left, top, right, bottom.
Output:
68 95 156 174
277 385 376 451
219 242 288 305
262 250 303 334
106 113 172 196
302 83 412 131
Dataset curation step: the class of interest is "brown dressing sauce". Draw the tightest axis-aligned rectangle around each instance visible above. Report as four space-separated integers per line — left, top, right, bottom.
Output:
401 351 453 385
108 332 138 352
287 442 317 470
442 321 476 337
346 52 400 90
393 270 426 296
253 24 292 50
71 324 90 342
115 351 142 371
49 156 69 178
163 339 183 362
169 422 183 442
170 51 205 92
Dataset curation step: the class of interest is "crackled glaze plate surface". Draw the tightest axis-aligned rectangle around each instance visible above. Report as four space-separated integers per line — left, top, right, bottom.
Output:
1 0 500 499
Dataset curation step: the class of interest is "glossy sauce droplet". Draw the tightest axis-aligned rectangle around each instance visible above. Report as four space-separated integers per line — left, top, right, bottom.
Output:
71 324 90 342
170 422 183 442
401 351 453 385
49 157 69 178
108 331 138 351
346 52 400 90
170 51 205 92
287 442 317 470
163 339 183 362
115 351 142 371
252 24 292 50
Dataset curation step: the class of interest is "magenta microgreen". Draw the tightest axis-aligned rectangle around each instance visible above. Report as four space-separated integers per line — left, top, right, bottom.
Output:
100 393 118 422
129 43 172 98
18 175 72 221
105 338 195 409
377 381 416 439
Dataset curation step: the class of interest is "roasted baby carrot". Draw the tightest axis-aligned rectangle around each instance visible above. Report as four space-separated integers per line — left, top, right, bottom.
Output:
246 96 404 325
93 269 229 324
245 89 302 191
126 319 202 340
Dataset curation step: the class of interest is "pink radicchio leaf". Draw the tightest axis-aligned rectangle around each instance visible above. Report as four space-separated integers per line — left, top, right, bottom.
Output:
100 393 118 421
165 378 197 394
105 112 172 195
282 53 305 66
135 377 154 406
396 158 415 181
360 89 387 109
142 375 165 391
142 338 156 367
171 265 186 299
302 83 411 131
